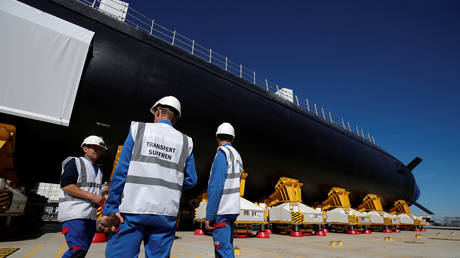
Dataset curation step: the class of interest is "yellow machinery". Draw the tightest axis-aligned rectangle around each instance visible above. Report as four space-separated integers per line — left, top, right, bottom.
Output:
0 123 16 213
240 172 248 197
317 187 351 211
109 145 123 182
265 177 303 207
0 123 27 220
233 172 267 236
264 177 324 236
316 187 370 234
389 200 424 231
357 194 400 232
97 145 123 221
357 194 383 211
390 200 412 214
0 123 18 185
194 171 267 237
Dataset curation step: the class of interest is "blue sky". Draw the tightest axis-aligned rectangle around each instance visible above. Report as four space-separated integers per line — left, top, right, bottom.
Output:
127 0 460 218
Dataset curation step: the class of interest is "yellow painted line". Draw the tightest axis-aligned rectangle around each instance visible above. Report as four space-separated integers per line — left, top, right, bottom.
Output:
172 247 201 258
170 254 178 258
54 241 67 258
24 244 44 258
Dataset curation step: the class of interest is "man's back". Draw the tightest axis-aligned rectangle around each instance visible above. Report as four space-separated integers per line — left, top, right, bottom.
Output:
119 121 193 216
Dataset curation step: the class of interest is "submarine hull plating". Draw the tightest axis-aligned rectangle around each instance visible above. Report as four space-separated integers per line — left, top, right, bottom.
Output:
2 0 419 209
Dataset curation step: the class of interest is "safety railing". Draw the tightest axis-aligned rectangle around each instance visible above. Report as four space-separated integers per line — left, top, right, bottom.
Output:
76 0 378 145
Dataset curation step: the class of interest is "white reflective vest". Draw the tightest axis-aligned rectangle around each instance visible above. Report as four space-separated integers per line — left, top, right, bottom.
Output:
58 157 102 222
119 121 193 216
215 145 243 215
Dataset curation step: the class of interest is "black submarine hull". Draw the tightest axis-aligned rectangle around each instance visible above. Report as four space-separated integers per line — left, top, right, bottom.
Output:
3 0 420 209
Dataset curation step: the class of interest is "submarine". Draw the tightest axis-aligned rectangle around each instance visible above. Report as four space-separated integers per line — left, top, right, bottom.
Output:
0 0 431 214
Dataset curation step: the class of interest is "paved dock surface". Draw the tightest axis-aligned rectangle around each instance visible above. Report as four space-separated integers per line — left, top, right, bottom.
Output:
1 224 459 257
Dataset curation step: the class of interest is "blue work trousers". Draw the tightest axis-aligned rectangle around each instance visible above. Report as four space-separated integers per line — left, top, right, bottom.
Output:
61 219 96 258
212 214 238 258
105 213 177 258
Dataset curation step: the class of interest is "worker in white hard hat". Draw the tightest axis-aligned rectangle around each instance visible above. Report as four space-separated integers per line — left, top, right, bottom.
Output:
101 96 197 258
58 135 107 258
205 122 243 258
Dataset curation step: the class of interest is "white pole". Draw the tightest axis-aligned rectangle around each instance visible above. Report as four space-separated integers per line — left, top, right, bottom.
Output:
209 49 212 63
172 30 176 45
239 65 242 78
347 122 352 131
306 99 310 112
295 95 299 106
225 57 228 71
361 128 365 139
191 40 195 54
314 104 318 116
356 125 360 136
150 19 154 35
265 79 269 91
328 111 333 122
253 72 256 84
321 107 326 119
341 118 345 129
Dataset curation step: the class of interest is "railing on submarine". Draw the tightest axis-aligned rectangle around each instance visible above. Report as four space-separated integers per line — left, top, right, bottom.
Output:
76 0 377 146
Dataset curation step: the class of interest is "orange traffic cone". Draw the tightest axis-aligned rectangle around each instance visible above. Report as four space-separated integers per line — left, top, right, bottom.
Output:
256 231 270 238
316 230 326 236
194 229 205 235
92 232 107 243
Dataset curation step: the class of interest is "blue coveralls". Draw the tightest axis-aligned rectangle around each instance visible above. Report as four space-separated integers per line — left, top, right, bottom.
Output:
61 219 97 258
60 157 100 258
103 120 197 258
206 143 239 258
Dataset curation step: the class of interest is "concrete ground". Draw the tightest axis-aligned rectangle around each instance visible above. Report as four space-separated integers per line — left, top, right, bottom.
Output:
1 225 459 257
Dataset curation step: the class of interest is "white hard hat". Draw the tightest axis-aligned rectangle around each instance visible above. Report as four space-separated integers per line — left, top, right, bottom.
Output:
216 122 235 137
81 135 108 150
150 96 181 117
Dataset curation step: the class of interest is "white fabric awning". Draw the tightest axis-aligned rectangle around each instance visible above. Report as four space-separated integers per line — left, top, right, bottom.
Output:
0 0 95 126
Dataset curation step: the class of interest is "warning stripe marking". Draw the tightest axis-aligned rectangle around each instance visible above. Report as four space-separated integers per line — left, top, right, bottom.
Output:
291 211 303 223
0 248 19 258
348 215 358 224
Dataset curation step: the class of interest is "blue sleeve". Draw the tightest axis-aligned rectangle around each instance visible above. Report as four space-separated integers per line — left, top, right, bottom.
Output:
182 153 197 191
60 158 78 188
206 150 228 221
102 131 134 215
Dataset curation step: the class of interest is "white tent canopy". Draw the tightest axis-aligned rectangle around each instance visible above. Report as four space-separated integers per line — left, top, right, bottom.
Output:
0 0 94 126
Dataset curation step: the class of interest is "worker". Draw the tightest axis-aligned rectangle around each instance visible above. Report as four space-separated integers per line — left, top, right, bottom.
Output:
58 135 107 258
101 96 197 258
205 122 243 258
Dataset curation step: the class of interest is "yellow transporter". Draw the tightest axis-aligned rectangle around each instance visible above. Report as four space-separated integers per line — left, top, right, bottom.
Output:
0 123 27 224
357 194 400 232
317 187 371 234
389 200 425 231
264 177 324 236
194 172 268 236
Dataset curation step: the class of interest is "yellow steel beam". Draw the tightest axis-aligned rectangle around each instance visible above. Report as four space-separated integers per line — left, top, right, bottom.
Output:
357 194 383 212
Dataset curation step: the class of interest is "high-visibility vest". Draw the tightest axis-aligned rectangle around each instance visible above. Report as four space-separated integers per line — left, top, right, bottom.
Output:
58 157 102 222
214 145 243 215
119 121 193 216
